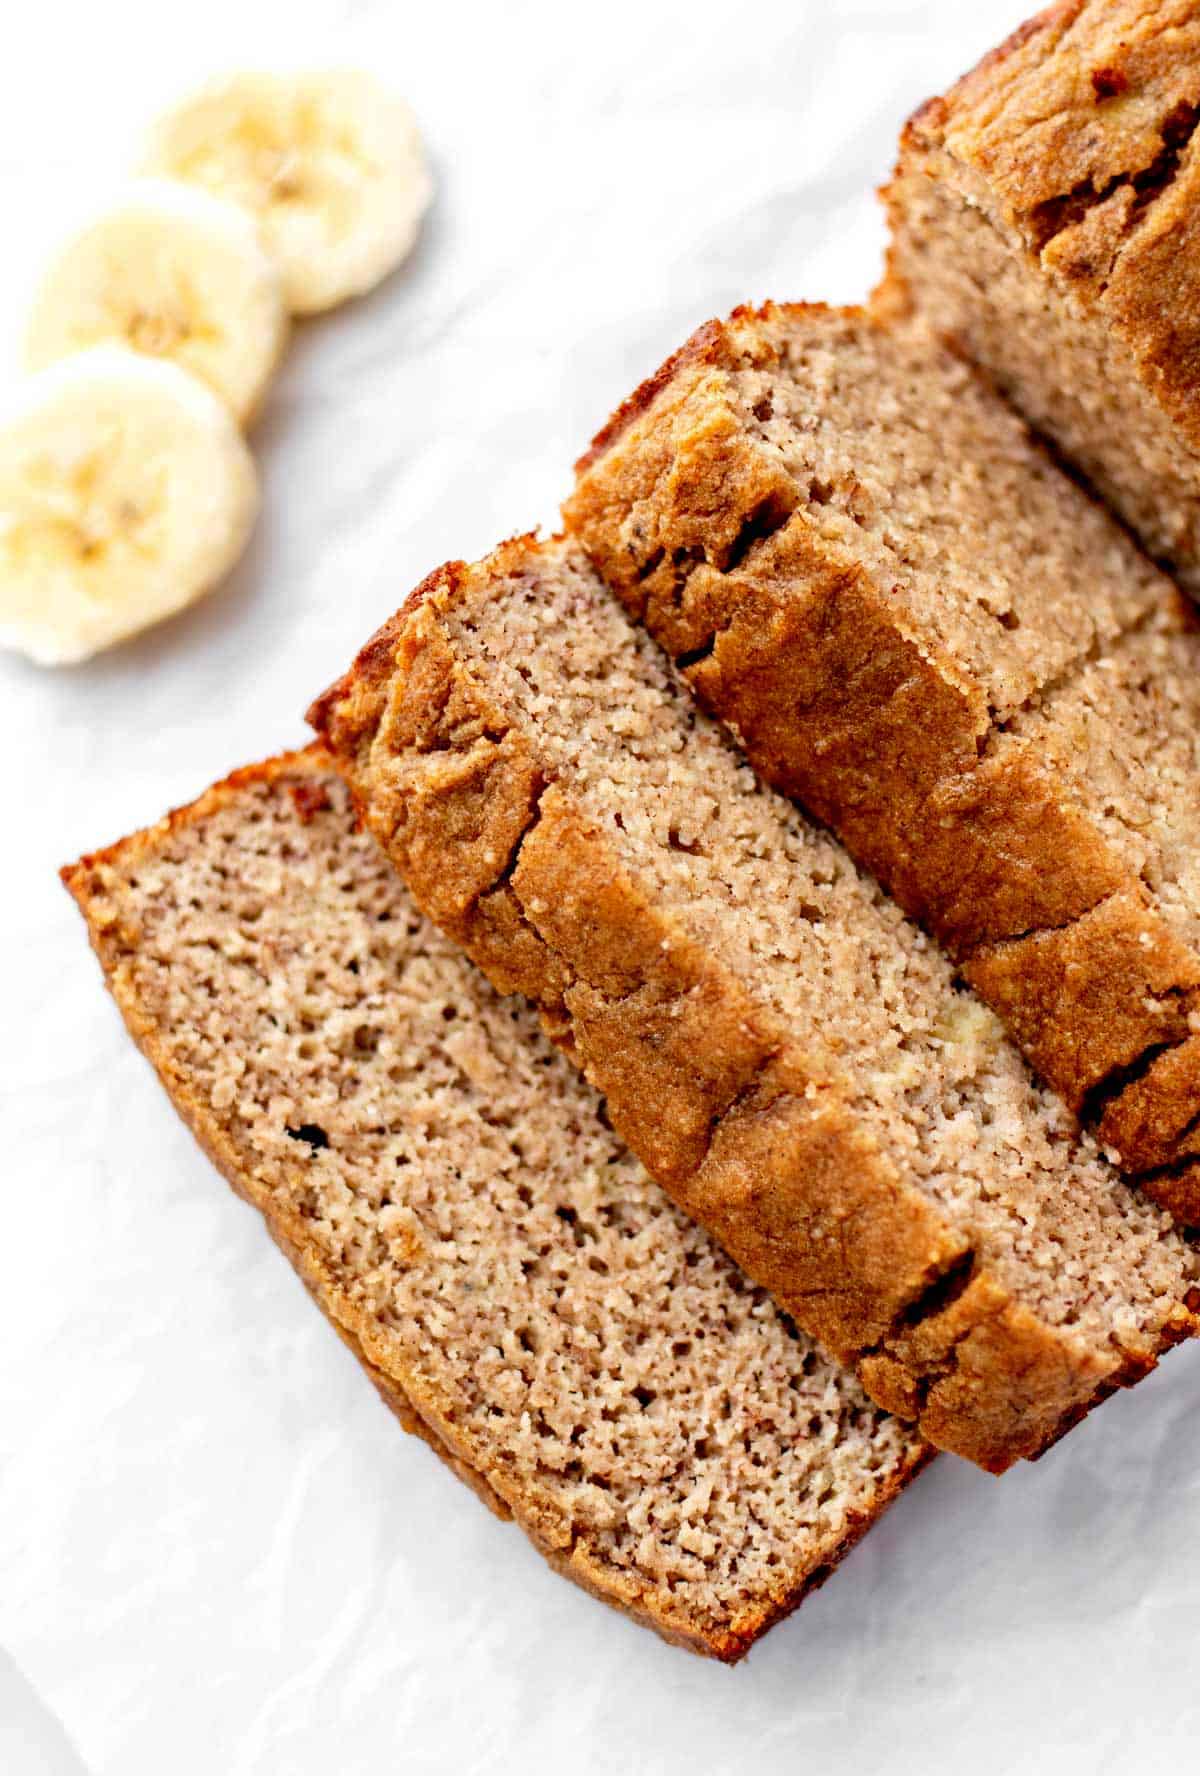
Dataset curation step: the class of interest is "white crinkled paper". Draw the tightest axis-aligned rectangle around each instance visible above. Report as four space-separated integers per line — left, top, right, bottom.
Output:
3 1 1199 1770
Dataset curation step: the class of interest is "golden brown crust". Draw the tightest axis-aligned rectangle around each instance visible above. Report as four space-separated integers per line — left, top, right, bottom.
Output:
63 747 930 1661
964 891 1200 1118
564 303 1200 1219
574 320 733 473
309 553 1190 1472
898 0 1200 453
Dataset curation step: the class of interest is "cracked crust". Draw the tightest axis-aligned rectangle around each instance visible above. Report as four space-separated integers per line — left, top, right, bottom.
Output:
881 0 1200 591
63 746 932 1663
564 300 1200 1219
310 542 1198 1473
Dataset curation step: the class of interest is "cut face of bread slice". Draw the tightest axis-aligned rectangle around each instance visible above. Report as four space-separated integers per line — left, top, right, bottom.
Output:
310 537 1198 1474
61 747 929 1662
880 0 1200 597
565 301 1200 1222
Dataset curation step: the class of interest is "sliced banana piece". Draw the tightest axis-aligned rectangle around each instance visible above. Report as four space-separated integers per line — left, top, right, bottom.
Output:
143 71 432 316
25 179 287 425
0 346 259 666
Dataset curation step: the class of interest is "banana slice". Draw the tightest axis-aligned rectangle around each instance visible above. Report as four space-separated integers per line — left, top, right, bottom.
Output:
143 71 432 316
0 346 259 666
25 179 287 425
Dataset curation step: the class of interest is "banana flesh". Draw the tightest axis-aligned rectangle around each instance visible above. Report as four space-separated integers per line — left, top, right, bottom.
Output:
0 347 259 665
25 178 288 425
144 71 432 314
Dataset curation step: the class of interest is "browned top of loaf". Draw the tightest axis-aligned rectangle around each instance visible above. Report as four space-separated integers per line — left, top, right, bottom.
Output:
905 0 1200 449
311 534 1199 1473
61 747 928 1662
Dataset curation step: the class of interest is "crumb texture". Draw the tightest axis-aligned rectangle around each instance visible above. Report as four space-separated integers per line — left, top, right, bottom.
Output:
65 752 925 1660
313 536 1198 1468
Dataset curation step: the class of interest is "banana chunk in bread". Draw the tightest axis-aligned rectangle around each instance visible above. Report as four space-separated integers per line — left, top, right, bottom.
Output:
566 300 1200 1221
881 0 1200 596
62 748 929 1662
311 536 1198 1474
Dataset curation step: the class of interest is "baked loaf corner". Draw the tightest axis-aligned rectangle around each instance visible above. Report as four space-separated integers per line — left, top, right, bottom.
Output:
311 536 1199 1473
881 0 1200 595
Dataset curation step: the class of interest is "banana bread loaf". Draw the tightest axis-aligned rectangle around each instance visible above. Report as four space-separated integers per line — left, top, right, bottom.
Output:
62 747 929 1662
310 536 1199 1474
881 0 1200 596
565 300 1200 1221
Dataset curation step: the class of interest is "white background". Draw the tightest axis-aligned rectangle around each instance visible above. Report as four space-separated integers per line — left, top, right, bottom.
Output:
3 1 1199 1770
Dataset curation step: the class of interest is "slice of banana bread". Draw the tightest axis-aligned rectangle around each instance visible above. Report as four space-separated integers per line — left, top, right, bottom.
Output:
881 0 1200 596
565 300 1200 1221
310 536 1198 1474
62 747 930 1663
